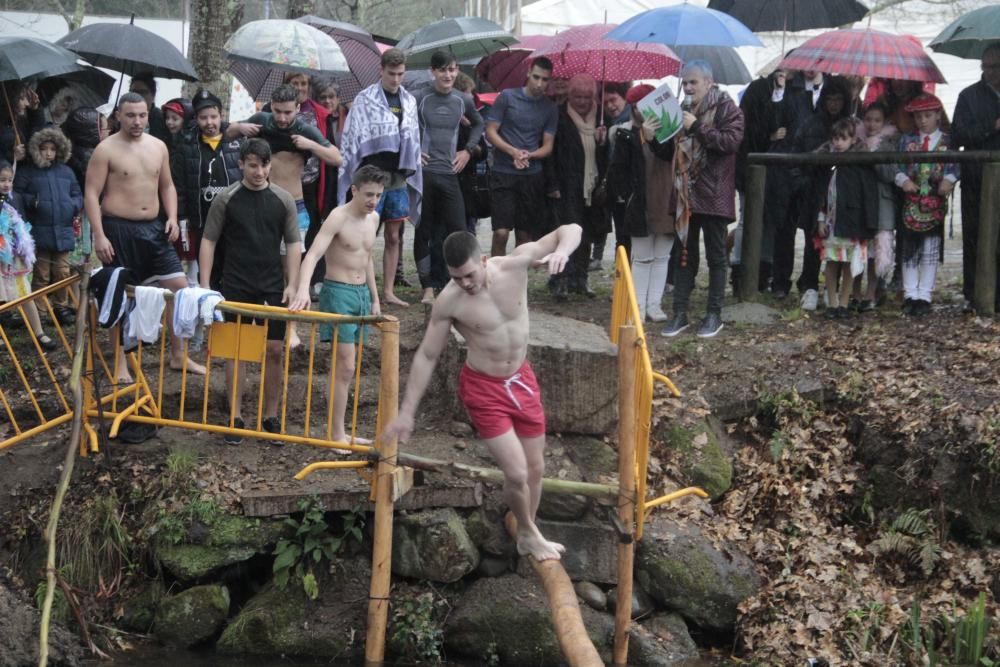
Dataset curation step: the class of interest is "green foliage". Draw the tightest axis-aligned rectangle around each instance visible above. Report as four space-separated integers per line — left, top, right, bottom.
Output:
903 593 995 666
768 429 793 462
868 508 942 577
272 498 365 598
58 490 134 589
845 601 887 655
34 577 70 624
756 386 818 425
838 370 869 404
389 591 445 663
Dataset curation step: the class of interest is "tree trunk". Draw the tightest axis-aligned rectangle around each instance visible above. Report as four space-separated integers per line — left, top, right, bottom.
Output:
286 0 317 18
183 0 233 109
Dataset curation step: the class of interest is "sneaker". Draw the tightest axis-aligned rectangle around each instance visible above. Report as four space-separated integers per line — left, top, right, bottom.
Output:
914 300 931 317
848 298 861 312
836 306 852 319
824 307 841 320
54 306 76 325
902 298 915 316
588 258 602 272
661 312 690 337
771 288 788 299
962 299 974 314
696 312 724 338
36 333 57 351
800 289 818 311
646 305 669 323
262 416 284 446
859 300 875 312
224 417 245 445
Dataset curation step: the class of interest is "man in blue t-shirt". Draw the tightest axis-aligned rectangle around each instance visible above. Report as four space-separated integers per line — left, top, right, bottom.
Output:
485 56 559 256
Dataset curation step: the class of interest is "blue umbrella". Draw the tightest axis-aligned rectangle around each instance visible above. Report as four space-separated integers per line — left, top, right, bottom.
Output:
606 4 763 48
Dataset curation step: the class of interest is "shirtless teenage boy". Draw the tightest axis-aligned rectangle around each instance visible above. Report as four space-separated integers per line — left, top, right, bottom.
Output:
382 224 583 561
289 165 385 445
85 92 205 378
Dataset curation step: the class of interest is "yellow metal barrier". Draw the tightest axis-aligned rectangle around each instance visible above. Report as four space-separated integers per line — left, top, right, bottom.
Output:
0 274 96 453
609 246 699 540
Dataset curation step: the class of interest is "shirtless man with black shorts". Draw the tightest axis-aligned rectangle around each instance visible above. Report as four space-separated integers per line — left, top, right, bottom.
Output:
382 224 582 561
85 92 205 378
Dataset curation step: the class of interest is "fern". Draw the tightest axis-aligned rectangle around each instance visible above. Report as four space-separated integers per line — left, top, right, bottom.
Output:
867 508 941 577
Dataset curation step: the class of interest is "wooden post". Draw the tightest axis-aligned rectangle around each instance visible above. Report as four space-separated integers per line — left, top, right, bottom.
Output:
613 325 638 665
365 319 399 666
738 165 766 302
974 162 1000 317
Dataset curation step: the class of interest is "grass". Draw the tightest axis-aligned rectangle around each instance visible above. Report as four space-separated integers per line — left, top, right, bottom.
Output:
57 490 133 590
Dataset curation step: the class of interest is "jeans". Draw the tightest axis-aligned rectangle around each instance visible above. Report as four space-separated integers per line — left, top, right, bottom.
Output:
415 172 466 289
672 214 729 315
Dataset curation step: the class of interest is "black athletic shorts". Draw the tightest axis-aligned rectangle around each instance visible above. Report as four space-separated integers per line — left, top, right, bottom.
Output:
221 289 287 342
102 216 185 285
489 171 546 236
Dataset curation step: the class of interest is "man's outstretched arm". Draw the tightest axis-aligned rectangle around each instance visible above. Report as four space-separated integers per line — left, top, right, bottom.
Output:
508 223 583 274
381 306 454 443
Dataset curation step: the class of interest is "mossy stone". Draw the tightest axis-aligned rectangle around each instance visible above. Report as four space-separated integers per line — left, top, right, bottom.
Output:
153 584 229 647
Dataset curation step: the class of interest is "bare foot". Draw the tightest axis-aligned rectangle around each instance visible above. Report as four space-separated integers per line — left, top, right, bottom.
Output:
289 326 301 350
516 532 565 561
420 288 435 305
171 357 207 376
116 373 134 385
383 292 409 307
332 432 373 446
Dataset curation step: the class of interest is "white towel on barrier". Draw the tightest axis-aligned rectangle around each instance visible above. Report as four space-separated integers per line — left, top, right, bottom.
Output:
199 292 225 327
127 285 168 343
173 287 224 338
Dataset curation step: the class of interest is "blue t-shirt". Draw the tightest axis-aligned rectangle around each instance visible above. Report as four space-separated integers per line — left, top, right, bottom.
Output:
487 87 558 175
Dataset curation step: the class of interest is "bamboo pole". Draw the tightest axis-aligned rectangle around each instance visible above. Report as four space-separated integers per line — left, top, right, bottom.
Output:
504 514 604 667
365 319 399 666
738 165 766 302
613 325 638 666
973 163 1000 317
39 273 90 666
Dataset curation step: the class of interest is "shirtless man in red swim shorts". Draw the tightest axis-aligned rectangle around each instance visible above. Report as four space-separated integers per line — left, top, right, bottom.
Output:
382 224 582 561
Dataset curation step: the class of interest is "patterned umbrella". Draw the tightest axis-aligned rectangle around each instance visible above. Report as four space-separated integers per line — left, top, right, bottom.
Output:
397 17 516 68
532 24 681 82
779 28 946 83
476 35 549 91
231 16 380 104
225 20 349 95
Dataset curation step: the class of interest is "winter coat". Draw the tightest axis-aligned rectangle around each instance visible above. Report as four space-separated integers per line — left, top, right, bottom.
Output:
14 128 82 252
61 107 103 189
608 124 674 237
685 87 744 221
952 78 1000 189
737 75 782 191
793 78 853 229
813 140 878 240
0 106 47 166
170 125 244 231
543 105 610 231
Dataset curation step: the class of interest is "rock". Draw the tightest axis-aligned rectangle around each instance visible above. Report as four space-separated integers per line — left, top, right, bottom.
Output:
446 574 613 665
636 519 760 634
450 420 474 437
476 555 511 577
153 584 230 647
392 508 480 583
120 580 165 633
654 414 733 500
721 302 781 326
536 440 590 520
606 585 656 619
217 558 369 658
436 312 619 435
516 518 617 584
154 515 291 581
628 613 700 667
574 581 606 611
562 435 620 481
0 582 83 667
464 508 514 558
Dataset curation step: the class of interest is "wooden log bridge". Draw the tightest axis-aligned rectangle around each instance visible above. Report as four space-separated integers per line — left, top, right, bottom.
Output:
504 514 604 667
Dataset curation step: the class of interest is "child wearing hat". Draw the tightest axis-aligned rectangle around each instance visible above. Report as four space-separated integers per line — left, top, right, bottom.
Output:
893 93 958 317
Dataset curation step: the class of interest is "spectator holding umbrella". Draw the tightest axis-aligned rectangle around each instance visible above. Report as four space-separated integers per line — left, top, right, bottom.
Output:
662 60 744 339
0 84 46 167
952 43 1000 313
129 73 170 143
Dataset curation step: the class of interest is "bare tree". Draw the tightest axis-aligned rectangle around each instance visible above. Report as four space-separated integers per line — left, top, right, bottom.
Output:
183 0 235 108
286 0 317 18
50 0 86 31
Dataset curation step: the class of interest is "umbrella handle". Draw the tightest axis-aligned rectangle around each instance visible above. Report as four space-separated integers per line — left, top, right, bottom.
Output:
1 83 21 147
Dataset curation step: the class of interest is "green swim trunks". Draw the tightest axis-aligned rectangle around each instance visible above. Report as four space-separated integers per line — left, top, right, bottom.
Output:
319 280 371 344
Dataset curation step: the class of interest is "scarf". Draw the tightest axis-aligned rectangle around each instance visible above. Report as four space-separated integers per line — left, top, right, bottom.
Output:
338 83 423 223
673 88 721 255
566 105 598 205
299 98 332 212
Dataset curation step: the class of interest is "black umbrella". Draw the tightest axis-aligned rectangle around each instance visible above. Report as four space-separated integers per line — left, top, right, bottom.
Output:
34 66 116 107
0 36 84 82
397 17 517 68
56 15 197 80
671 44 753 85
707 0 869 32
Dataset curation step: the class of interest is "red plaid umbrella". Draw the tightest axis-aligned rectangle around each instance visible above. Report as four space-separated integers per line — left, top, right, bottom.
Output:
532 24 681 82
780 28 946 83
476 35 548 91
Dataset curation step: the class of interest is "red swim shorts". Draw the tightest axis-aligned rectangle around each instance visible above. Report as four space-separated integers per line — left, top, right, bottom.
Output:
457 360 546 440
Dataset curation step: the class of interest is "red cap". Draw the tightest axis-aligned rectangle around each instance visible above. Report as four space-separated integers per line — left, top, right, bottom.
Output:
162 101 185 117
625 84 655 106
904 93 943 113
